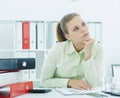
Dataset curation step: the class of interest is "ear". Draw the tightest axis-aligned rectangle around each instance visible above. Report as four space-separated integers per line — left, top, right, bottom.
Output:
65 34 71 40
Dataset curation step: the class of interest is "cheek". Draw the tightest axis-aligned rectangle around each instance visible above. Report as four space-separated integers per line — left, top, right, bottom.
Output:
86 27 89 32
72 34 83 41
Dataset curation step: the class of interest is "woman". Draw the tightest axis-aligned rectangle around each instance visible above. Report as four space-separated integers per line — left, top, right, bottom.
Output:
40 13 103 90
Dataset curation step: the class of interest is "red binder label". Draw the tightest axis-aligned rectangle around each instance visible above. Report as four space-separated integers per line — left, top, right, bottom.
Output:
22 22 30 49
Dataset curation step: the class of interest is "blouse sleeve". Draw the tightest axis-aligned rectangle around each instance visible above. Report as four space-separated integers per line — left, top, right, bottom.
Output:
40 46 69 88
82 44 103 87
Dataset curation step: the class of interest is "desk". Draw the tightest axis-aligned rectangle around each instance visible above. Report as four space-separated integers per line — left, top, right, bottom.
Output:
15 89 120 98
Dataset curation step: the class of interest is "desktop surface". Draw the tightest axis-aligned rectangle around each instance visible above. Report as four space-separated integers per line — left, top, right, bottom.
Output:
15 88 120 98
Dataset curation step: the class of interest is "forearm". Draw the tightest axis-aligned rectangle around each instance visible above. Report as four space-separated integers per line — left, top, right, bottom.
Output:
40 78 69 88
82 56 100 87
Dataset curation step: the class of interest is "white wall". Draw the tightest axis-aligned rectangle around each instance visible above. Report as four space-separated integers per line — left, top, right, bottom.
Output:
0 0 120 76
101 0 120 76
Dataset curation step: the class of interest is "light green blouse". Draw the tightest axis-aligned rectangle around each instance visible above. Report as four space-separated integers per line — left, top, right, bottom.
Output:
40 40 103 88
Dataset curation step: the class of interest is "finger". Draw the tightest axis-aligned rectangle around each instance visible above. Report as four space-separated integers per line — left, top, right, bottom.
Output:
82 43 86 47
82 41 88 46
79 84 91 90
75 86 84 90
78 82 92 89
83 82 92 89
80 85 92 90
90 39 95 43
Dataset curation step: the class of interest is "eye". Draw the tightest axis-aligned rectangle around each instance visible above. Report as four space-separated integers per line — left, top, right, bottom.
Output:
82 22 86 27
73 27 79 31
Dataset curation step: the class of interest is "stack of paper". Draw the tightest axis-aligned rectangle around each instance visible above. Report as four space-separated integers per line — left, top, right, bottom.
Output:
55 88 97 95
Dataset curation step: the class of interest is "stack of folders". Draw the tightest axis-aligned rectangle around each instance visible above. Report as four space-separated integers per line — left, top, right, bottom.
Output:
0 58 35 98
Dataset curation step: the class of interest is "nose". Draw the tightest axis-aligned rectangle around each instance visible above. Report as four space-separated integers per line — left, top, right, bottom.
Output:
80 26 85 33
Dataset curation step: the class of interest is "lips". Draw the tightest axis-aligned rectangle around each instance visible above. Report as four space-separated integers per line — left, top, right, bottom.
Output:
83 33 89 37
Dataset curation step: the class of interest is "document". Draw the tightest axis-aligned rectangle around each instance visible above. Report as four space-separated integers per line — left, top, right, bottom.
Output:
55 88 96 95
55 88 108 97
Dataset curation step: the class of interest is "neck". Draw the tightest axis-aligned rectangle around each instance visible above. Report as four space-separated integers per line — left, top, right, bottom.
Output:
72 42 84 52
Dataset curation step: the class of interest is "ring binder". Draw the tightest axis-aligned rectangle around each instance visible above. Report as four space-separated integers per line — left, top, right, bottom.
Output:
22 22 30 49
0 81 33 98
0 58 35 71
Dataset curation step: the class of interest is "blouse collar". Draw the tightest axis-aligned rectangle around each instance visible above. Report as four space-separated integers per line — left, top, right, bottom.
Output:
66 40 84 55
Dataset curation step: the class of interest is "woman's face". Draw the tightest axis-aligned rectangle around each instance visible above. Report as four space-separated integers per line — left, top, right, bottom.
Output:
65 16 90 43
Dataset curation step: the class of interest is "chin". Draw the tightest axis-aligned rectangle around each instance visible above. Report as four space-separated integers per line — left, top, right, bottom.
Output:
84 37 91 41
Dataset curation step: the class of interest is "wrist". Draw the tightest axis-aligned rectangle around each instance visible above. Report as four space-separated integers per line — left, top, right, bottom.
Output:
84 52 91 61
67 79 73 88
67 79 71 88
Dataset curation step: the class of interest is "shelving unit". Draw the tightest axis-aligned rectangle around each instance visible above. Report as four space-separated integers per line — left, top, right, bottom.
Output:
0 20 102 87
14 20 58 87
0 21 15 58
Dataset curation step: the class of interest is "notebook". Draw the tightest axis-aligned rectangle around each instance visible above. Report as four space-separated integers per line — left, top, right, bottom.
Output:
102 89 120 96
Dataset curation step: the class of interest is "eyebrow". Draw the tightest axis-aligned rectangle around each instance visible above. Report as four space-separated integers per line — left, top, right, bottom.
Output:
71 25 78 30
71 20 85 29
81 21 85 23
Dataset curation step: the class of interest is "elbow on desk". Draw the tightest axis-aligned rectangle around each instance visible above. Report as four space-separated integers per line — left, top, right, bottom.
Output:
40 79 53 88
40 79 48 88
